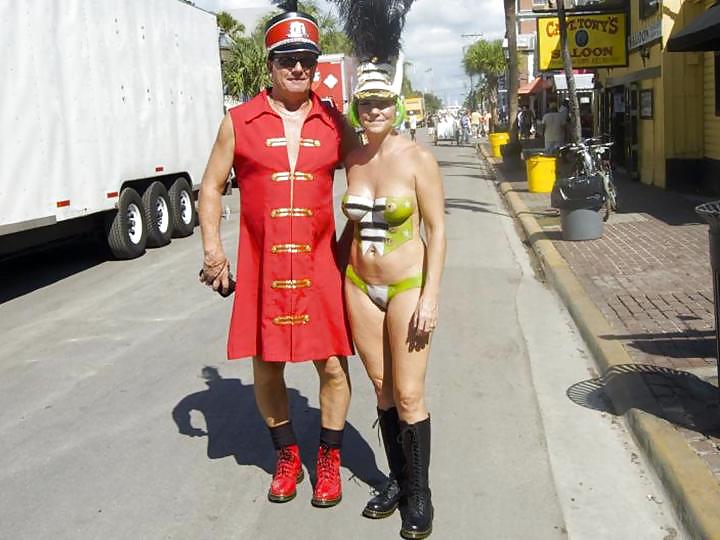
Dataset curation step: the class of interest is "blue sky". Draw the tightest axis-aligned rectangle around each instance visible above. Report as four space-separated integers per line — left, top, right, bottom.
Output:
194 0 505 106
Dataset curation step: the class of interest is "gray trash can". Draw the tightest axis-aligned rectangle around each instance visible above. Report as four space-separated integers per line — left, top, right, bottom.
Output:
560 208 603 241
551 174 605 241
695 201 720 385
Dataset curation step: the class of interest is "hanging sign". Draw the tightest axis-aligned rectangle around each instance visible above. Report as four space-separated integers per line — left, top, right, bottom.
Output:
628 19 662 50
537 12 628 70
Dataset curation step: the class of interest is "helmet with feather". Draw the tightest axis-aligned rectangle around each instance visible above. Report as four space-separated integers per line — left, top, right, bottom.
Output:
332 0 415 100
265 0 321 57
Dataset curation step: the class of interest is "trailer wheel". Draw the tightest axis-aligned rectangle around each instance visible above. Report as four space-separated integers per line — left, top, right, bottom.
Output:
169 177 196 238
107 187 147 259
143 181 174 247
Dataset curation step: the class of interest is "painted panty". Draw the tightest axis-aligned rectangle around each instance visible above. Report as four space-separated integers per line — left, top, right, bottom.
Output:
345 264 423 311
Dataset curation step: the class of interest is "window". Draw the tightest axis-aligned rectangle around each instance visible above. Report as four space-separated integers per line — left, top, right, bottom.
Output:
640 0 660 19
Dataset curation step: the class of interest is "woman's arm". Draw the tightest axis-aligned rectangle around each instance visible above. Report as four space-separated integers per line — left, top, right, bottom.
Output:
413 147 447 334
198 112 235 292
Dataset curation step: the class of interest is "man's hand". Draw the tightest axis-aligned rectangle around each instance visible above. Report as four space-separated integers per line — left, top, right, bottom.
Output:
200 252 231 293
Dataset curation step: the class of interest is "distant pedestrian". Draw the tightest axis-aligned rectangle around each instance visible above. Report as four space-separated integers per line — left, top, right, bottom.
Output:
460 111 471 144
409 111 417 141
470 109 481 138
541 103 568 153
518 105 535 139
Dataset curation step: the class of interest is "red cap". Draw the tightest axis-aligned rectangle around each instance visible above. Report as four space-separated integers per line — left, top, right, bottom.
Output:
264 12 320 55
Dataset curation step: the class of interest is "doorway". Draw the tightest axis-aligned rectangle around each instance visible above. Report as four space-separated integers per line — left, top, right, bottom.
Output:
624 83 640 181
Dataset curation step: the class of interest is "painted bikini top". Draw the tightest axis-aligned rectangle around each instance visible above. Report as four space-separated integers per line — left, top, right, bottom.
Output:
341 194 415 255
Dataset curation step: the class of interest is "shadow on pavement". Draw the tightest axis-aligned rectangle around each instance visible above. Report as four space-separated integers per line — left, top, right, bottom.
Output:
172 366 385 487
526 230 564 244
444 173 495 180
444 198 510 218
437 160 485 170
601 330 715 360
567 364 720 438
0 236 107 304
608 172 707 227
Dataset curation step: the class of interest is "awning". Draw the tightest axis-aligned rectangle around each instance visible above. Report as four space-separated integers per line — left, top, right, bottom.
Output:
667 1 720 52
553 73 595 91
518 77 550 95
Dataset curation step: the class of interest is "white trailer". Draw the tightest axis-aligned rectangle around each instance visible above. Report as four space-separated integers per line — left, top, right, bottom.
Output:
0 0 224 258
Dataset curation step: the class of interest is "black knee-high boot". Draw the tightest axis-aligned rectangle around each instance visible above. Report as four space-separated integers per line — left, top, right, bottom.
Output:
363 407 405 519
399 416 433 539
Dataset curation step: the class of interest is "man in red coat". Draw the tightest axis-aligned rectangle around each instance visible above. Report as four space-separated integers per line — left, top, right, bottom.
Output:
198 9 357 507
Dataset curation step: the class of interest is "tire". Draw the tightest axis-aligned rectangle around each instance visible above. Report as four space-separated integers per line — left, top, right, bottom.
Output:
107 187 147 259
142 181 174 247
168 177 196 238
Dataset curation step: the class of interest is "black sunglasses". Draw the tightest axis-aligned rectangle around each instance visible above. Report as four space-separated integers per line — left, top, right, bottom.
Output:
273 55 318 69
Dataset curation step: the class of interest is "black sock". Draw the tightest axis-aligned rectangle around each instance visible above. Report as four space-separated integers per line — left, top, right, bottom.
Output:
269 422 296 450
378 407 399 422
320 426 344 449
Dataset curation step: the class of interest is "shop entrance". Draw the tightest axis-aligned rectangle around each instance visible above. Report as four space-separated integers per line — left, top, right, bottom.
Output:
624 84 640 181
608 87 626 169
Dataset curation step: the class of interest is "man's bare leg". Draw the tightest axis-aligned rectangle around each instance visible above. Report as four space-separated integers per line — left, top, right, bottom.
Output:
253 357 302 503
311 355 351 507
313 356 351 429
252 357 289 426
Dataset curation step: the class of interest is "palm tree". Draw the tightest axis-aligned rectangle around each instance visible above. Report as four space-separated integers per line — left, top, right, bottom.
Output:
557 2 581 142
217 11 244 39
463 39 505 132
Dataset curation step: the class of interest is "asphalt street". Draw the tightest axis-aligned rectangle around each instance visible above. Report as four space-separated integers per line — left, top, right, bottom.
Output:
0 132 684 539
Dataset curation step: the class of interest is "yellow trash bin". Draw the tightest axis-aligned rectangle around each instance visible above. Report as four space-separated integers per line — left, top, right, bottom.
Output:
488 132 510 158
526 154 557 193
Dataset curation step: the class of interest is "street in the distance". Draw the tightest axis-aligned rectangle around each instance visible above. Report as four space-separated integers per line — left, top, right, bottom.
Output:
0 132 684 539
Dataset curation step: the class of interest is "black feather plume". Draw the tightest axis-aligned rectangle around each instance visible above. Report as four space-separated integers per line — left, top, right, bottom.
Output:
333 0 415 61
271 0 298 11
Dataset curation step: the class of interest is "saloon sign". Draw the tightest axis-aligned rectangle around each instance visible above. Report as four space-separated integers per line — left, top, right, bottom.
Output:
537 13 628 70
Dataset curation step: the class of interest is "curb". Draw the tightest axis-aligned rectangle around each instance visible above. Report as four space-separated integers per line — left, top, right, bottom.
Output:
482 146 720 539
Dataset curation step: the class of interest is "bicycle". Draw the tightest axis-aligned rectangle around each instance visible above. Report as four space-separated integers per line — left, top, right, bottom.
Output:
557 136 617 221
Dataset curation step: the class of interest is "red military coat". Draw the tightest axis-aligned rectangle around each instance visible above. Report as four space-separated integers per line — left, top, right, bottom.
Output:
227 89 353 362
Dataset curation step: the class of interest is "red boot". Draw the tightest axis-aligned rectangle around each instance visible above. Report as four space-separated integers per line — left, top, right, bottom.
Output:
311 445 342 507
268 444 304 503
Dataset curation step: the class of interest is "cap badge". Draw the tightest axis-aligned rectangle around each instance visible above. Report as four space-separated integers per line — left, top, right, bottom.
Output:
288 21 308 39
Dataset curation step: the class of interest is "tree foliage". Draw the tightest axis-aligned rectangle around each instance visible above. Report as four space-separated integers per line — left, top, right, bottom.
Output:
401 61 417 97
223 35 270 101
217 11 244 39
423 92 442 114
463 39 505 130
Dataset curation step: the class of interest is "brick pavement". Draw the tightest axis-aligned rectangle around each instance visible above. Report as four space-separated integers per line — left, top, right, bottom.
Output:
480 147 720 484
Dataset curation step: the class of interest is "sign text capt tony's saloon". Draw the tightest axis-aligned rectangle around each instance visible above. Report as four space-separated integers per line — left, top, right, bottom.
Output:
537 13 628 71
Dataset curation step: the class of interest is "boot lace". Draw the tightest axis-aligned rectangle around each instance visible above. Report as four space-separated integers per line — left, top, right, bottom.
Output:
275 447 295 478
405 429 428 513
317 446 336 482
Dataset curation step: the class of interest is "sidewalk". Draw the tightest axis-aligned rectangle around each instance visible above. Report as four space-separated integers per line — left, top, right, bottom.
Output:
481 141 720 539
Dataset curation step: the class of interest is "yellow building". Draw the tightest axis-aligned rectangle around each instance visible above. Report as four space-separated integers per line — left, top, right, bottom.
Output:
596 0 715 192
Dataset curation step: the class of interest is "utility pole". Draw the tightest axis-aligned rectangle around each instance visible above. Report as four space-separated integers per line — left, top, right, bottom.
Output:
557 0 582 143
